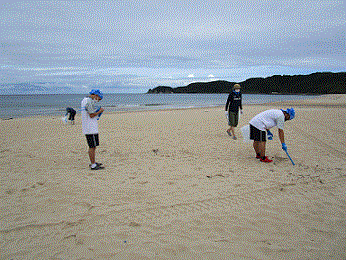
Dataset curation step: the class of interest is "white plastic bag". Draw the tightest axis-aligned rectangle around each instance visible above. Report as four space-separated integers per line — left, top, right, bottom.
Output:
241 124 251 143
61 116 67 124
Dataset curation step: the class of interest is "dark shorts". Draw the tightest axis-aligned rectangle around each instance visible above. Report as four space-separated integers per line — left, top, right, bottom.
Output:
228 111 239 127
250 124 266 142
86 134 99 148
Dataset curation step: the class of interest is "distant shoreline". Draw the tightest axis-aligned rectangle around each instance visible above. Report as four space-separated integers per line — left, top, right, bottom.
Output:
0 92 318 96
1 94 327 121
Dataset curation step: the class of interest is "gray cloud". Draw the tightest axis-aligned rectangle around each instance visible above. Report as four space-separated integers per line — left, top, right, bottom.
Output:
0 0 345 93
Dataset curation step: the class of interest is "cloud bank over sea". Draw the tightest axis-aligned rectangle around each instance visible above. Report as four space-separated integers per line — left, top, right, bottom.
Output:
1 0 345 93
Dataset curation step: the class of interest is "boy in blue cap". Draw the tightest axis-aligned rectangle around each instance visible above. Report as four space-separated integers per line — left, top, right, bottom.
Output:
249 108 295 163
81 89 104 170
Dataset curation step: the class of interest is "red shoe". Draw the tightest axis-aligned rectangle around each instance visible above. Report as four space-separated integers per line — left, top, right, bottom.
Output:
260 156 273 163
256 155 261 159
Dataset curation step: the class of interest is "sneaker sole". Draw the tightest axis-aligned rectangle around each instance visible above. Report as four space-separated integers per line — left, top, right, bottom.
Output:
91 166 105 170
89 163 103 167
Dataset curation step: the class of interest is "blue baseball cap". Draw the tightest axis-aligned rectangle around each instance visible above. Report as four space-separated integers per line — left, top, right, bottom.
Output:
89 89 103 99
281 108 295 120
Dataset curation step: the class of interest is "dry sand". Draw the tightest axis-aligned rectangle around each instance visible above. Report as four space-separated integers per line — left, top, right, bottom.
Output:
1 94 345 259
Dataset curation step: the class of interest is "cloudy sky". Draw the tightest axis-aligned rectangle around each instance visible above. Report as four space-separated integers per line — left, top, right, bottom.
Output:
0 0 345 93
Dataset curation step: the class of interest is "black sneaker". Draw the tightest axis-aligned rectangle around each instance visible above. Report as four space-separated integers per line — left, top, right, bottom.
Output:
89 162 103 167
91 164 105 170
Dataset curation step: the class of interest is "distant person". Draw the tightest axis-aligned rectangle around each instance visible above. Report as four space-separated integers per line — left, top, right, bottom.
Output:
249 108 295 163
65 107 76 124
225 83 243 140
81 89 104 170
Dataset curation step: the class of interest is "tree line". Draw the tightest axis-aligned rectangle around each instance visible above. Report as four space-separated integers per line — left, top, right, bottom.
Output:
147 72 346 94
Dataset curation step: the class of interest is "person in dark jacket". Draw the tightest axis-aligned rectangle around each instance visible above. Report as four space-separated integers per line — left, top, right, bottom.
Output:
65 107 76 124
225 84 243 140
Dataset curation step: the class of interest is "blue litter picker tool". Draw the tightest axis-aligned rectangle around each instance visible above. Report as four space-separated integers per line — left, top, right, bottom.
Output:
285 150 295 165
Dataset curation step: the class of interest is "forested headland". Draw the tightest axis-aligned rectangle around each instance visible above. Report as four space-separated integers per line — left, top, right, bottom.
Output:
147 72 346 94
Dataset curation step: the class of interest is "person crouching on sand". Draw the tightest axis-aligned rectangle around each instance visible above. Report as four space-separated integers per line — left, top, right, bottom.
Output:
65 107 76 124
81 89 104 170
249 108 295 163
225 83 243 140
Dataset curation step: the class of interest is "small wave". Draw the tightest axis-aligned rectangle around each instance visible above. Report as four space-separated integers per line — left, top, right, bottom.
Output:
142 103 169 107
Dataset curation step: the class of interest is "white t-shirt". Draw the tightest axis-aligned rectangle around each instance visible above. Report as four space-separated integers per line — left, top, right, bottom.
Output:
81 97 98 135
249 109 285 131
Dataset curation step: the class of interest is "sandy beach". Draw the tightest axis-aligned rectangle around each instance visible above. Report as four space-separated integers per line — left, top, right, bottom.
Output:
1 94 346 260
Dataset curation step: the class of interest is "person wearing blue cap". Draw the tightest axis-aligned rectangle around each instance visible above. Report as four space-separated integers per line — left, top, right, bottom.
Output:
248 108 295 163
81 89 104 170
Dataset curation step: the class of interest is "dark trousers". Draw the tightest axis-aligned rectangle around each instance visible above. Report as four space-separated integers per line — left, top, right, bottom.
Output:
66 107 76 121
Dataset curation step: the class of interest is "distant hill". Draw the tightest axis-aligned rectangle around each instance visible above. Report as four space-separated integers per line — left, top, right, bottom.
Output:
147 72 346 94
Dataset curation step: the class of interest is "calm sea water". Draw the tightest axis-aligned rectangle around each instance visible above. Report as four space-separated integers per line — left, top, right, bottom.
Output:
0 93 315 118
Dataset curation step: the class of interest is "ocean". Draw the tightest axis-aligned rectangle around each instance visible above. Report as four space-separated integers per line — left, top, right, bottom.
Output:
0 93 315 118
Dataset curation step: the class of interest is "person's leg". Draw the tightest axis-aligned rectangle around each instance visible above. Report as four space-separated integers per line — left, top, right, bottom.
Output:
86 134 99 166
253 141 260 155
258 140 272 162
71 111 76 124
253 141 265 158
232 112 239 138
251 125 270 161
71 110 76 121
227 112 236 137
258 141 266 157
257 129 270 161
226 116 232 135
229 126 235 136
251 125 261 157
88 147 96 164
231 126 236 136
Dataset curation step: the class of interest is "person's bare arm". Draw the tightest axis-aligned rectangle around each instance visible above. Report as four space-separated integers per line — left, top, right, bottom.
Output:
278 128 285 143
